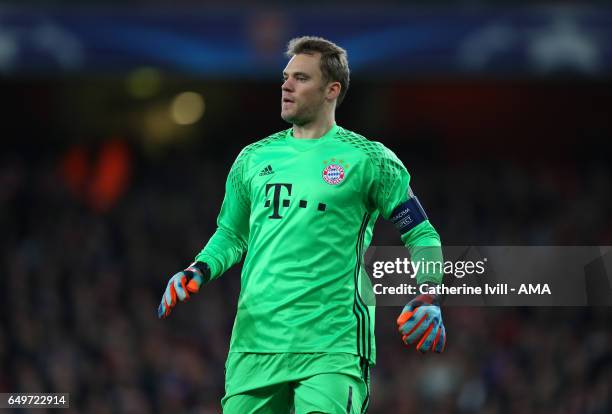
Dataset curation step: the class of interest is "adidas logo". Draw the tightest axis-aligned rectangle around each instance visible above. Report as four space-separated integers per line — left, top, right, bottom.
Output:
259 165 274 176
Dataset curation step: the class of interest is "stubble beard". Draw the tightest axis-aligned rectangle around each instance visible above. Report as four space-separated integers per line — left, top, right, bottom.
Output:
281 88 326 126
282 105 312 126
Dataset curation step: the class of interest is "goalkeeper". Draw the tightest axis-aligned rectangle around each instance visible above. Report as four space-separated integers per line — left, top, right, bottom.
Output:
158 36 446 414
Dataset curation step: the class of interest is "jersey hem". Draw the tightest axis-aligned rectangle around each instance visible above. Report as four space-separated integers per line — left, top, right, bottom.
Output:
227 348 376 364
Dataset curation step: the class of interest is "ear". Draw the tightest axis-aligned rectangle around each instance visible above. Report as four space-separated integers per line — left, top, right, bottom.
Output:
326 81 341 102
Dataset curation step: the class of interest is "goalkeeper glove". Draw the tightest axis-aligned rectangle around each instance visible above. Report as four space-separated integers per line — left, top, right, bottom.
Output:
396 293 446 353
158 261 210 319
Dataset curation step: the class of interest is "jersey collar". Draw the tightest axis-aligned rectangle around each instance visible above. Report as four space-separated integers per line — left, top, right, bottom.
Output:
286 124 339 151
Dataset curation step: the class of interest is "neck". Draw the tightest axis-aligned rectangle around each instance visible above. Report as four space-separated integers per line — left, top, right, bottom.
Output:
292 113 335 139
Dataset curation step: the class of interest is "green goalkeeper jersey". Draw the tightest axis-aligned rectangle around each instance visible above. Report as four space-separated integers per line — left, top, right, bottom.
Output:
195 124 441 364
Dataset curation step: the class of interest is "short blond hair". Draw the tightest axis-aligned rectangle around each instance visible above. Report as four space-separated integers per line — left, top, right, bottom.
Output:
286 36 350 106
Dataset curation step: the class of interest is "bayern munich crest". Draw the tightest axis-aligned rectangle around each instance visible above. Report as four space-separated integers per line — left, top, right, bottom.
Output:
322 163 346 185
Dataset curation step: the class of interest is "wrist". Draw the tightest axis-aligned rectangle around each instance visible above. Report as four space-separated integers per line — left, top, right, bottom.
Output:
186 261 211 284
413 284 440 306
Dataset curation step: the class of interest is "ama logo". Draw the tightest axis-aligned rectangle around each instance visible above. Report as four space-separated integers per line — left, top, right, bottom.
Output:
518 284 551 295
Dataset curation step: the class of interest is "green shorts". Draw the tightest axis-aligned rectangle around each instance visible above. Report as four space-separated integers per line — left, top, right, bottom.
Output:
222 352 370 414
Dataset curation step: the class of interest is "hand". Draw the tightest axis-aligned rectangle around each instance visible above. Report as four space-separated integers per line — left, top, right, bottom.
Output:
396 293 446 353
158 262 208 319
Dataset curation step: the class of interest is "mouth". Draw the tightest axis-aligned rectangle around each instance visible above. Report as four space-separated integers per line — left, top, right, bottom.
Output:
282 97 294 104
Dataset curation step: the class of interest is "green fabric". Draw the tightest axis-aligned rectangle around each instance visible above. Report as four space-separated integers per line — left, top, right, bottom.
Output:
195 125 442 364
222 353 368 414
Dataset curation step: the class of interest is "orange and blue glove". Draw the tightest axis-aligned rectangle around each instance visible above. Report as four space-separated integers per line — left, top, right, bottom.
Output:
397 293 446 353
158 262 210 319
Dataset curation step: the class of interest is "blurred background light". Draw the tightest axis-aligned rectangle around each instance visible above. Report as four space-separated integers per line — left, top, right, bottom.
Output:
144 103 176 145
126 67 162 99
170 91 205 125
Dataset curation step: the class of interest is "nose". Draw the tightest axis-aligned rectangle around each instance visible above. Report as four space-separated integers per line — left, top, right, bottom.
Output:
282 78 293 92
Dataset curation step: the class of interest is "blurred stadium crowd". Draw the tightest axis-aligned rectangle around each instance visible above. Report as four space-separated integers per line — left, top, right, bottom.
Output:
1 132 610 412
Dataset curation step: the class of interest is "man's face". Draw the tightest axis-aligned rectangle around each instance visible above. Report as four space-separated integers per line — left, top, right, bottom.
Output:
281 53 328 126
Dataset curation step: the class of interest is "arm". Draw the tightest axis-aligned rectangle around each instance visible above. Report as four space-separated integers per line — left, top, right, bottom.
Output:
158 149 251 318
368 143 446 353
368 144 443 285
193 148 250 281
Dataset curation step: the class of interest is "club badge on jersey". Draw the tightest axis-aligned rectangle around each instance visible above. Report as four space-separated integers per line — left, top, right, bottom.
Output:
322 159 349 185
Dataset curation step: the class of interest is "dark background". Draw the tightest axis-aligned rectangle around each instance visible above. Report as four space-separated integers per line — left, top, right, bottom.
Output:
1 2 611 413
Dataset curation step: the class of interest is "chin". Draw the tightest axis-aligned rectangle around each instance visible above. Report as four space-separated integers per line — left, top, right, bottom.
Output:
281 109 311 126
281 112 298 124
